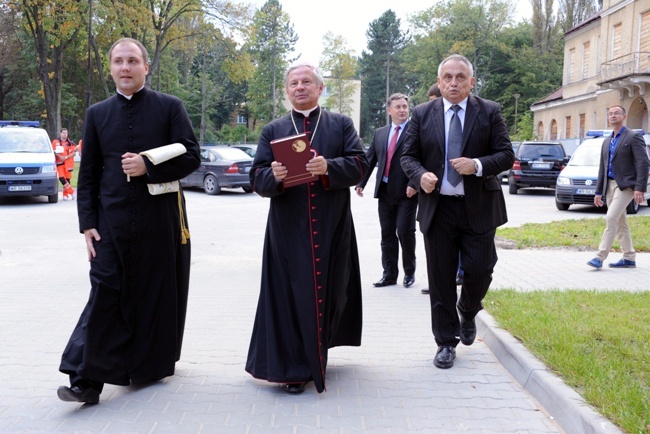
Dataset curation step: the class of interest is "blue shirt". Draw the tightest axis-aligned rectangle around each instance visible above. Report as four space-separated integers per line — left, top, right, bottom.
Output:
607 126 626 179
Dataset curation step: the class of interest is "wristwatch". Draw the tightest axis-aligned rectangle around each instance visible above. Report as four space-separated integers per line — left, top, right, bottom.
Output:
474 160 479 174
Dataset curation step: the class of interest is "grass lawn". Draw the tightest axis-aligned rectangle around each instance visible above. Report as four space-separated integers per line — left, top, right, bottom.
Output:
496 216 650 251
491 219 650 433
485 289 649 433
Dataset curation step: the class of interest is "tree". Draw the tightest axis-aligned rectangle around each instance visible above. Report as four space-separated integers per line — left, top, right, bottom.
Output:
245 0 297 125
557 0 599 31
320 32 358 117
16 0 85 136
0 3 21 119
358 10 409 140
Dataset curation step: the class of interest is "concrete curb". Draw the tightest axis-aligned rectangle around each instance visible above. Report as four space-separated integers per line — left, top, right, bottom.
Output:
477 310 624 434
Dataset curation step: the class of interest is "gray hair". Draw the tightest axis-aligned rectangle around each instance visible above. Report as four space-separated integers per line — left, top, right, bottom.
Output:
387 93 409 107
284 63 324 88
438 54 474 79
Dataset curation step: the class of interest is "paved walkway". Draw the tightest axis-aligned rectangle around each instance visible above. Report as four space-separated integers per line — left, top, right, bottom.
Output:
0 187 636 433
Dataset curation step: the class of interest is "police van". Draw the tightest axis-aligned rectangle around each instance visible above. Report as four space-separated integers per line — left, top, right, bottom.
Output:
0 121 59 203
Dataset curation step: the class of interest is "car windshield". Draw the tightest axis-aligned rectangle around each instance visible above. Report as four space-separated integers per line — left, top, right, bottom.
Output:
517 144 563 159
568 144 600 166
0 130 51 153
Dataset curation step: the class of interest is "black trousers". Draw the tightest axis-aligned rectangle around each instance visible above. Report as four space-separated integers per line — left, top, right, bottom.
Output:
423 195 497 347
377 182 417 279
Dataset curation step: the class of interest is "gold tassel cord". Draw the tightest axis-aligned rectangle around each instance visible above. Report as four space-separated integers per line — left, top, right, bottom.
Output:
178 190 190 244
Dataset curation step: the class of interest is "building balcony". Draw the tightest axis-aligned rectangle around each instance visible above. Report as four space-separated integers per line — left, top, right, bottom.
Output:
598 52 650 97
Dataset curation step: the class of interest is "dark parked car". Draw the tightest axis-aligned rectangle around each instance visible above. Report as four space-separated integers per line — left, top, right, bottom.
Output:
508 141 569 194
231 144 257 158
499 141 520 182
180 146 253 195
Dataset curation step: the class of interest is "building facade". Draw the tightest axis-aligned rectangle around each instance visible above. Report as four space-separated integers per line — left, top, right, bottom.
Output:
532 0 650 142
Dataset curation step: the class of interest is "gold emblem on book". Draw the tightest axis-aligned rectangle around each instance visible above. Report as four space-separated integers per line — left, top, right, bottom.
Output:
292 139 307 152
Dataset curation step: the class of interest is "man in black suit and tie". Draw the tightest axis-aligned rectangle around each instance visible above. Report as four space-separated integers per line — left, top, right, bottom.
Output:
401 54 514 369
356 93 418 288
587 105 649 269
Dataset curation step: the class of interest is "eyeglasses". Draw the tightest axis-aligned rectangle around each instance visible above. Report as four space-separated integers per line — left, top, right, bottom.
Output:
608 111 624 116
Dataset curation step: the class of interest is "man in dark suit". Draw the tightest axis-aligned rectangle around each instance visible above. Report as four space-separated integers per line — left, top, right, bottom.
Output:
587 105 649 269
401 54 514 369
356 93 418 288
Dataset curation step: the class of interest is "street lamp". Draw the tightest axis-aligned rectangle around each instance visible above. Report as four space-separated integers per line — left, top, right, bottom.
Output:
513 93 521 137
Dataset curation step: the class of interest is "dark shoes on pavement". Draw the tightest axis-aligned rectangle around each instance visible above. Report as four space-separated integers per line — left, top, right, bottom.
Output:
57 385 100 404
403 275 415 287
609 258 636 268
459 313 477 346
433 345 456 369
373 277 397 287
283 382 308 394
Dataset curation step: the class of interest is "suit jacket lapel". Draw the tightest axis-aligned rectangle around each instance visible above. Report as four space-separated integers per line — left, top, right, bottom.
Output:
462 96 479 153
432 99 445 155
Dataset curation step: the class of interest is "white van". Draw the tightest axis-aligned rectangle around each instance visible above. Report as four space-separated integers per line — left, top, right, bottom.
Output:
0 121 59 203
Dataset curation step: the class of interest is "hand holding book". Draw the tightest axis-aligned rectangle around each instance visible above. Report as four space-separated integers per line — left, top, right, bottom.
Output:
270 133 320 188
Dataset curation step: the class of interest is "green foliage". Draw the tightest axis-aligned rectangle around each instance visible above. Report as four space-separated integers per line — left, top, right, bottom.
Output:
321 32 358 117
485 289 650 433
358 10 410 140
245 0 297 124
217 124 258 144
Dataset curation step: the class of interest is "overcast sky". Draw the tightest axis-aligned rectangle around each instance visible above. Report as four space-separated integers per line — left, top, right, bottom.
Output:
243 0 534 66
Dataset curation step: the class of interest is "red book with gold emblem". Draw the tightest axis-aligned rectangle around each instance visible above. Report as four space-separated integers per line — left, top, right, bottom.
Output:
270 133 318 188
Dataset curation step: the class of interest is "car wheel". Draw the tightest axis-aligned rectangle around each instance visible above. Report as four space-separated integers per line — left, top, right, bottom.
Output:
48 193 59 203
555 199 570 211
508 182 518 195
203 174 221 195
242 186 253 193
626 199 639 215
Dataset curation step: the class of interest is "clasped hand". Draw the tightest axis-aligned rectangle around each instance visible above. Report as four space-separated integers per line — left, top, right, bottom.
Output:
272 156 328 181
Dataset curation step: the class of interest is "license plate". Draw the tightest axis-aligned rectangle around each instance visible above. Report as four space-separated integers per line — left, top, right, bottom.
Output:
576 188 595 195
532 162 552 169
9 185 32 191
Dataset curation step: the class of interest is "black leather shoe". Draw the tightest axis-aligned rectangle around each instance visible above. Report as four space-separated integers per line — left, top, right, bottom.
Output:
283 382 308 394
57 385 100 404
373 277 397 287
421 288 430 294
433 346 456 369
459 314 477 346
403 275 415 287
